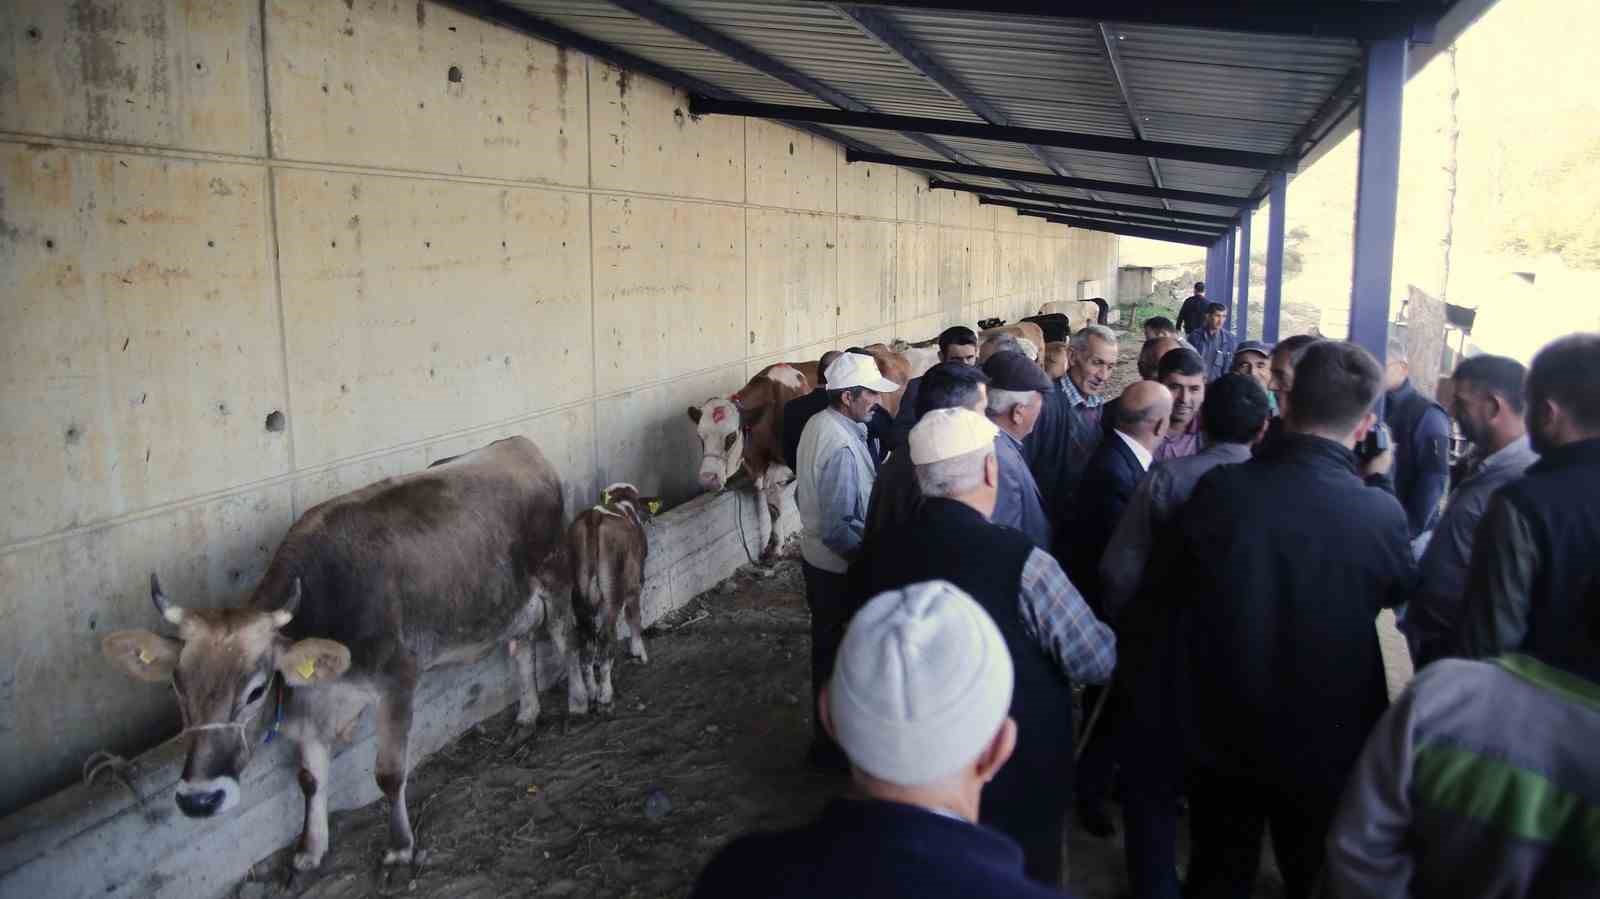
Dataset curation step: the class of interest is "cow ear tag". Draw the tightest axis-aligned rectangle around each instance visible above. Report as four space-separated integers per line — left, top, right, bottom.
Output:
647 500 662 515
138 649 154 666
601 489 611 506
296 657 317 680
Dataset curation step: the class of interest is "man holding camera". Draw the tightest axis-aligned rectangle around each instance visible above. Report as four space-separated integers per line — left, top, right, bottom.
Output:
1172 341 1416 899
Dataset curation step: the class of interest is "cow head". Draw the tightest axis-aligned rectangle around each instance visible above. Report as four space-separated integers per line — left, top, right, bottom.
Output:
100 574 351 818
686 398 761 491
601 483 662 523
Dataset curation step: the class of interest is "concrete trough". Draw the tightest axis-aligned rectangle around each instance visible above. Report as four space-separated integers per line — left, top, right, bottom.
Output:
0 486 799 899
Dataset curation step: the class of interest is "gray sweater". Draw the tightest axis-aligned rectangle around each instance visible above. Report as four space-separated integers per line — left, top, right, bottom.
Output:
1324 655 1600 899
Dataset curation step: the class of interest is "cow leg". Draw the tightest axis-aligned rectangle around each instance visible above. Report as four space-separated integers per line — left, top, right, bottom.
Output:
375 683 417 866
511 638 540 733
759 467 795 558
625 591 648 664
293 738 332 872
568 637 592 717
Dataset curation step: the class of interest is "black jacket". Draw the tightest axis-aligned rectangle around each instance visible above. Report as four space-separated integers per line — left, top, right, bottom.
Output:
1024 389 1105 530
1177 433 1416 794
1385 379 1451 536
691 799 1070 899
1461 438 1600 682
1176 294 1208 335
1064 432 1146 607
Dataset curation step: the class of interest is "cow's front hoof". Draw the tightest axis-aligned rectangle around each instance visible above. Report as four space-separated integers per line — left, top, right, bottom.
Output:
293 849 324 872
382 846 413 867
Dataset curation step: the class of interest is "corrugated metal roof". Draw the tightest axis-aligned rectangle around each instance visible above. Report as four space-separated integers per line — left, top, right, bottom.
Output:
484 0 1483 238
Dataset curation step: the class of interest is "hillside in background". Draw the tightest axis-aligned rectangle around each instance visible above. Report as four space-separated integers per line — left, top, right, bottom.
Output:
1119 0 1600 360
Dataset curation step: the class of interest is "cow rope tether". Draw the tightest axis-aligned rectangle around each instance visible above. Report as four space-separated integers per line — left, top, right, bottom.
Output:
171 675 284 748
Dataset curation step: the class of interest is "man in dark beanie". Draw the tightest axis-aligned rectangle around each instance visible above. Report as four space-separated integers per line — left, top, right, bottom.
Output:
983 351 1055 549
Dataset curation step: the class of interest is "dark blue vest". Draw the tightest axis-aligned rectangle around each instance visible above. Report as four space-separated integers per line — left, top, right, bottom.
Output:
849 499 1075 816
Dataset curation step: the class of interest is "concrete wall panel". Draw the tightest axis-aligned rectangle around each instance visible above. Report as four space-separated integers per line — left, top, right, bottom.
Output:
595 364 746 507
0 145 286 545
591 196 745 395
746 119 836 214
274 169 592 468
895 223 938 321
747 209 838 357
589 61 743 203
836 218 895 336
837 160 896 220
747 339 834 384
938 226 972 316
424 404 598 520
0 483 293 815
896 169 932 223
265 0 585 184
0 0 266 155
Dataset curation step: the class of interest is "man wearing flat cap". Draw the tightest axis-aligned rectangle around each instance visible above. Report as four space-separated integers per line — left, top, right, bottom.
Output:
849 408 1116 886
983 351 1055 549
691 581 1072 899
796 352 901 770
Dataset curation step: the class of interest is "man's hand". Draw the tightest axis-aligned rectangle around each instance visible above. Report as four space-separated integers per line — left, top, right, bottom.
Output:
1362 442 1395 479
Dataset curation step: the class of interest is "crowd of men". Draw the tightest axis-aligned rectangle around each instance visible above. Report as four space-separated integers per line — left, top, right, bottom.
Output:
691 307 1600 899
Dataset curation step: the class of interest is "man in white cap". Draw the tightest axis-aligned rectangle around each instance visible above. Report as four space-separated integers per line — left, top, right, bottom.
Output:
691 581 1073 899
849 408 1116 885
795 351 901 770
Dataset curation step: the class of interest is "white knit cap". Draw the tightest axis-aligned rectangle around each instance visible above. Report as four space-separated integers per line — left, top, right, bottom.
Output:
825 353 900 393
828 581 1014 787
908 407 999 465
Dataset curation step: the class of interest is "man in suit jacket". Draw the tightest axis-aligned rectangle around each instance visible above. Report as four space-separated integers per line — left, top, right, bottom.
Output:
1063 380 1170 840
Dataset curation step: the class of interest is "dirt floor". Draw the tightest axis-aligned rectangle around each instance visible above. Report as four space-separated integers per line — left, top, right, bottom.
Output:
229 554 1294 899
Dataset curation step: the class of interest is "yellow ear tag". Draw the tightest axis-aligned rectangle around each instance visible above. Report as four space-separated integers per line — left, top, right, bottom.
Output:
295 657 317 681
601 489 611 506
647 500 662 515
137 649 153 665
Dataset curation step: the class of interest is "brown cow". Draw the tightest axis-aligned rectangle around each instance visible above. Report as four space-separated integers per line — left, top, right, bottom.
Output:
979 321 1046 360
567 483 658 711
99 437 576 871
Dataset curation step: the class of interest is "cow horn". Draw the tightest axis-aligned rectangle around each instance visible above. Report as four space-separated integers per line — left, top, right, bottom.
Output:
151 573 184 625
272 578 302 627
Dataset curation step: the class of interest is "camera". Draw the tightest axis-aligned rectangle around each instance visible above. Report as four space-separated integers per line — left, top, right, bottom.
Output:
1356 422 1392 461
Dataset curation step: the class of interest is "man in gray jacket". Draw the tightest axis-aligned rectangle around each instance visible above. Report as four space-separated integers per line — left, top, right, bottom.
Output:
1403 355 1536 668
983 351 1055 549
796 352 901 768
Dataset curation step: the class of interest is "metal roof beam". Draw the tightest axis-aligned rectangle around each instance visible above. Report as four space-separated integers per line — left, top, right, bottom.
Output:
435 0 878 156
930 181 1235 225
1017 208 1224 239
1019 212 1216 247
690 96 1295 172
848 149 1253 208
829 5 1091 198
1094 22 1169 209
604 0 989 171
980 198 1227 236
790 2 1445 42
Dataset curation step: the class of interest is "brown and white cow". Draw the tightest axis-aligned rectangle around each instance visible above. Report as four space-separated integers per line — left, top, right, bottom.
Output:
979 321 1046 360
567 483 658 711
688 362 816 557
99 437 577 871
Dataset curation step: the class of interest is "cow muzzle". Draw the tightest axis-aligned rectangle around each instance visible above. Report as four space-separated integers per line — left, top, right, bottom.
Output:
176 776 240 818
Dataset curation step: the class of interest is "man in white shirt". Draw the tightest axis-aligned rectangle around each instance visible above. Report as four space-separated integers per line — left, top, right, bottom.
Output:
796 352 901 769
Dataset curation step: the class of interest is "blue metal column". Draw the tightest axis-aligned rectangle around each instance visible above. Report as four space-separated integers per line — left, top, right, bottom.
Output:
1205 241 1220 304
1220 227 1236 320
1349 37 1409 362
1236 212 1252 339
1263 172 1288 342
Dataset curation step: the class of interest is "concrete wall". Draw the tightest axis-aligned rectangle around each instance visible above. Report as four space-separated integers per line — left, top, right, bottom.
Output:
0 0 1118 816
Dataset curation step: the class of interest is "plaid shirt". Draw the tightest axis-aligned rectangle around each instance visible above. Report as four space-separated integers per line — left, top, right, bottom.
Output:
1059 373 1108 410
1017 547 1116 684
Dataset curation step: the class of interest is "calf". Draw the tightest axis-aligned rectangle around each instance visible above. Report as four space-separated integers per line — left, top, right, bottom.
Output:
100 437 577 871
567 484 659 711
688 362 816 557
